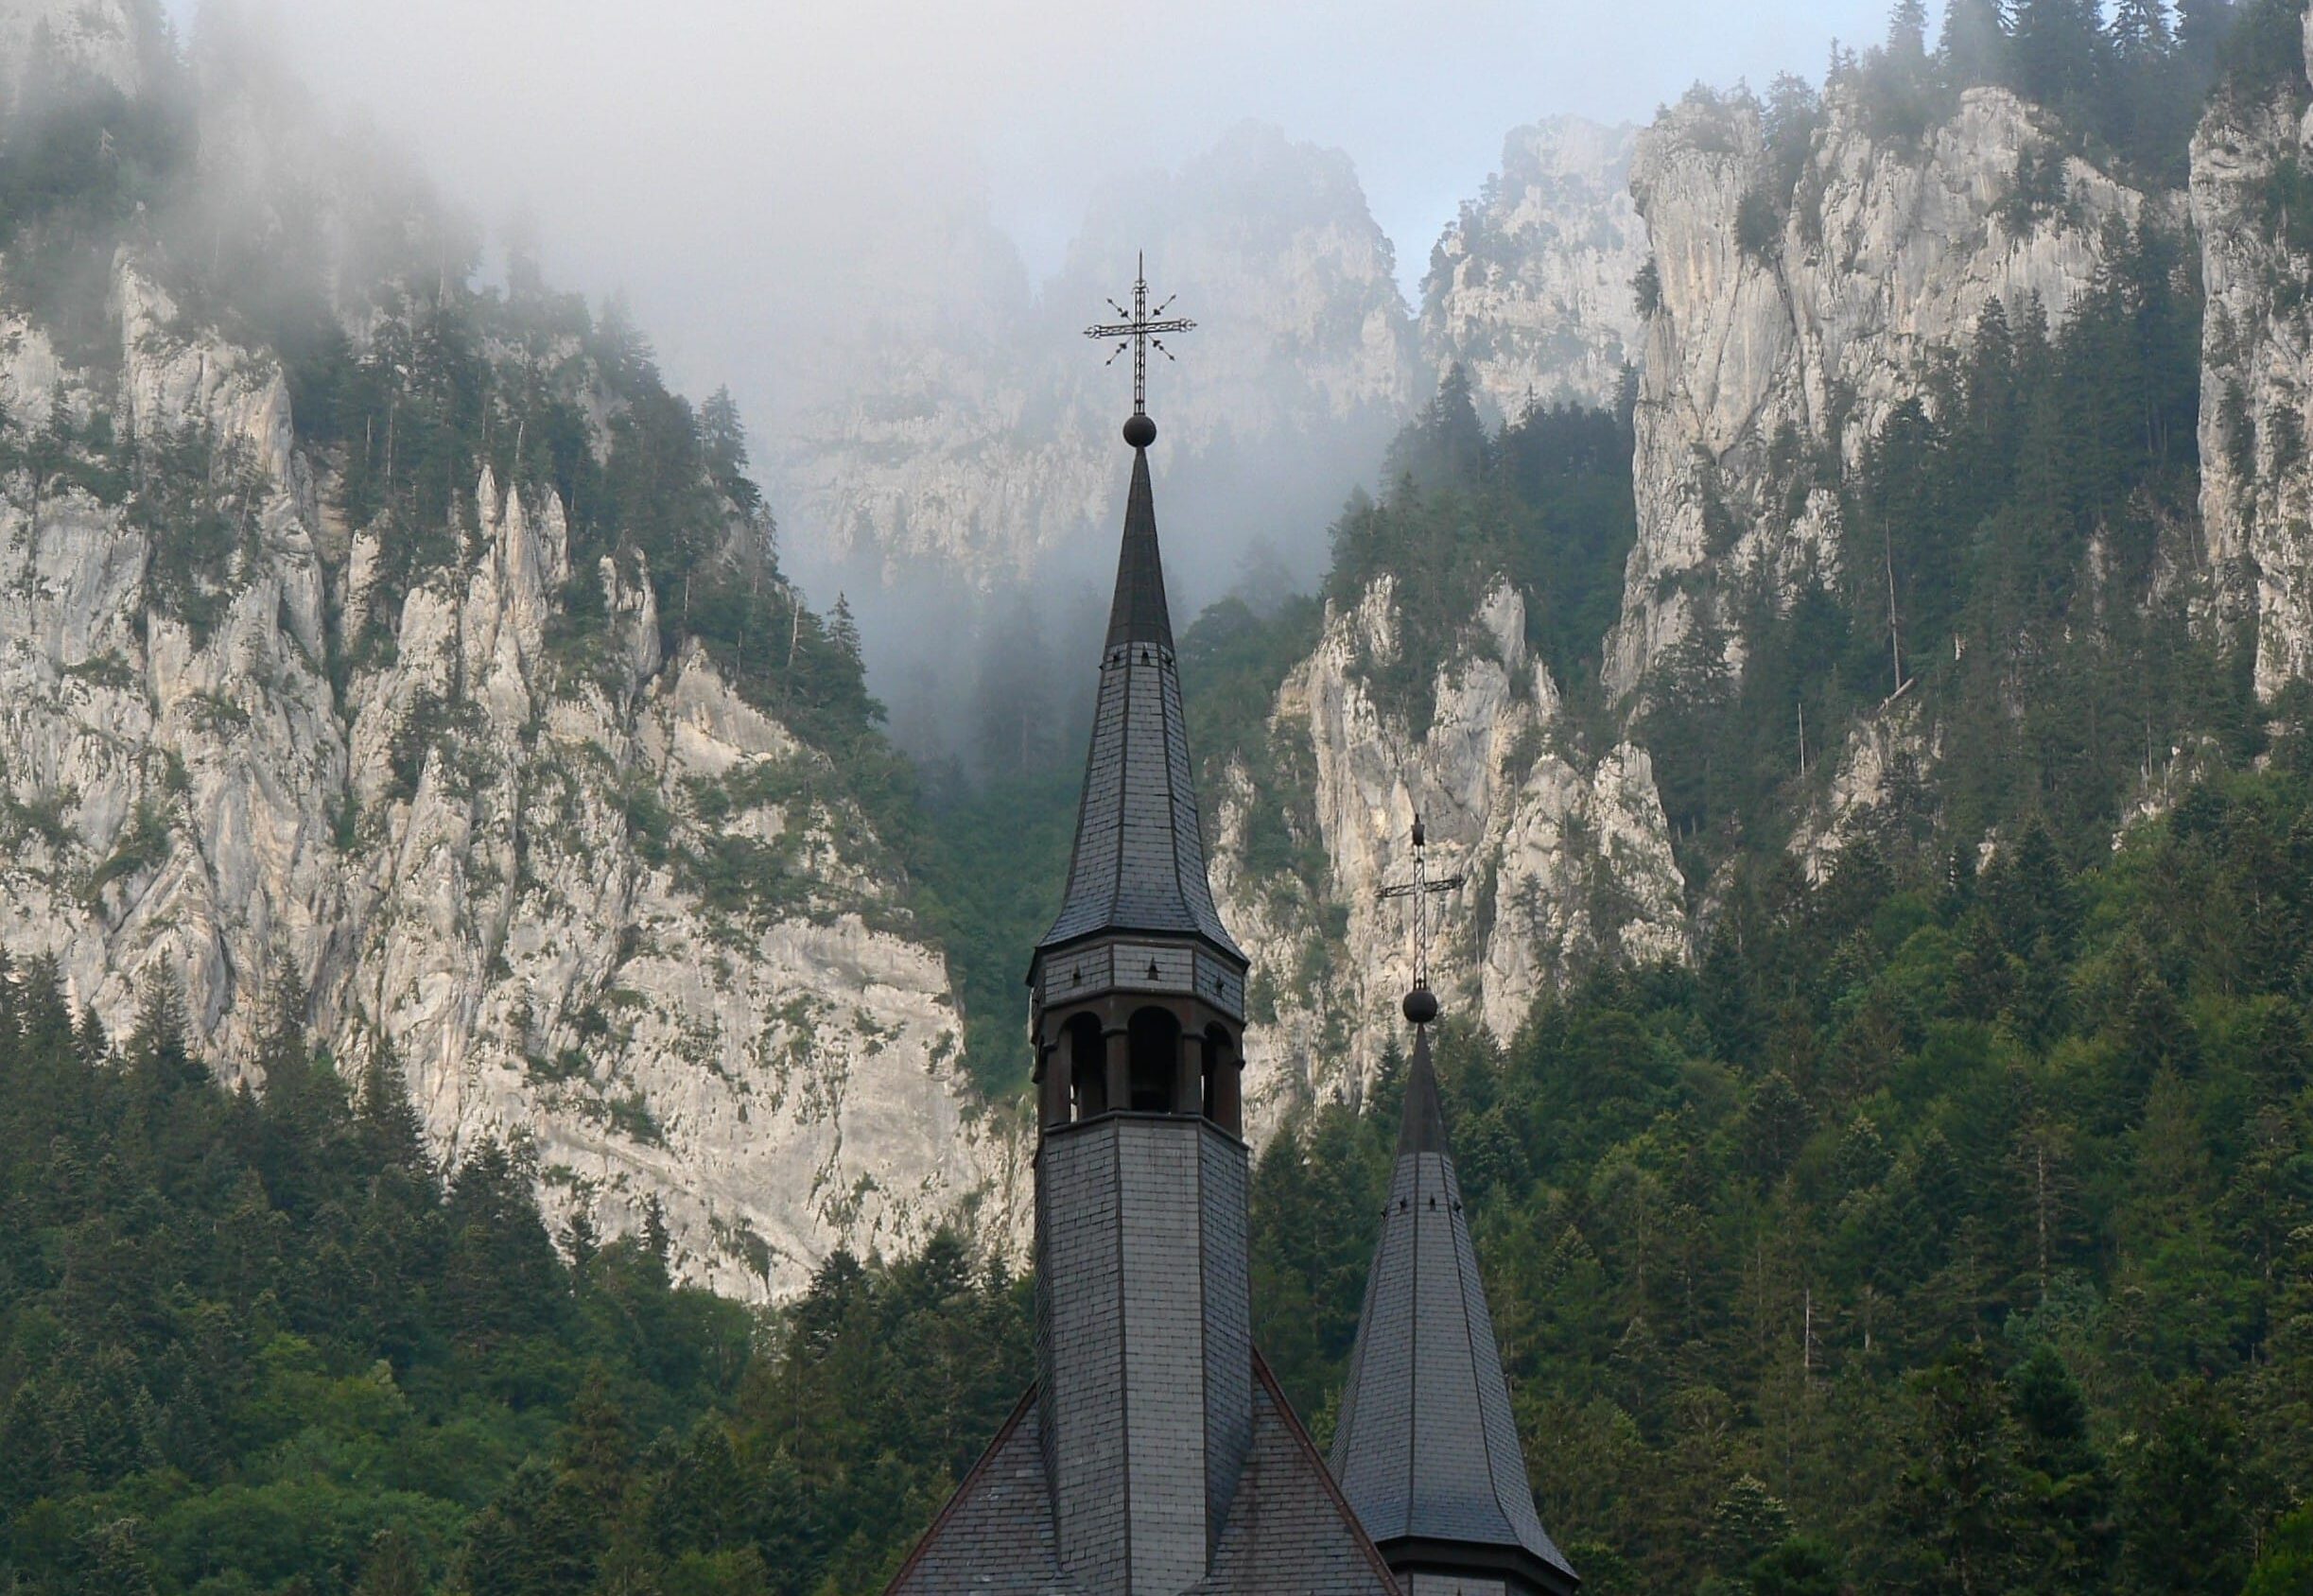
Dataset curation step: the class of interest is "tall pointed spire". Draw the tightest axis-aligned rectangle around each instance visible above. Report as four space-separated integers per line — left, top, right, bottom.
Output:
1331 995 1578 1595
1036 436 1241 963
1105 447 1173 650
1394 1018 1449 1158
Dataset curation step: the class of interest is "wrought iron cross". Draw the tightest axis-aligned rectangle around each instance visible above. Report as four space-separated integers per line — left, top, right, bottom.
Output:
1377 816 1464 996
1085 252 1195 418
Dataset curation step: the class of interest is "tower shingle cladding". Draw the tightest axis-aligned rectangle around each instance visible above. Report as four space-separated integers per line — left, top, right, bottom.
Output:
1036 1118 1252 1590
1330 1033 1577 1595
1198 1126 1253 1541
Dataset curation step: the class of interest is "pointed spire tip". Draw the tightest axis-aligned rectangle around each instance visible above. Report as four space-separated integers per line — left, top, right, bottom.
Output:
1398 1017 1448 1157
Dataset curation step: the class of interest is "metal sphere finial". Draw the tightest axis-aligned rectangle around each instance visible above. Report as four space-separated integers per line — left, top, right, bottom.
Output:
1122 412 1157 448
1403 985 1440 1027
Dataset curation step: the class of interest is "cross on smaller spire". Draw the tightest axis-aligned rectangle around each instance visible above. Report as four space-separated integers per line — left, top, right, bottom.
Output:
1086 252 1195 424
1377 816 1465 1020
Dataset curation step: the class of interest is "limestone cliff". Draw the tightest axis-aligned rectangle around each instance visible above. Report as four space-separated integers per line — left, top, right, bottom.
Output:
2194 8 2313 698
0 0 154 98
1420 117 1647 420
1609 81 2163 706
772 123 1418 595
0 173 1013 1294
1210 579 1686 1129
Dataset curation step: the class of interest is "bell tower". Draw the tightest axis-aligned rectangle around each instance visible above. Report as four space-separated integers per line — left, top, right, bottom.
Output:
885 259 1403 1596
1026 279 1253 1590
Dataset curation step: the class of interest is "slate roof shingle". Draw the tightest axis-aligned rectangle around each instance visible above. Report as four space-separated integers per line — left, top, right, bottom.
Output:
887 1369 1400 1596
885 1390 1082 1596
1037 445 1243 963
1329 1028 1578 1593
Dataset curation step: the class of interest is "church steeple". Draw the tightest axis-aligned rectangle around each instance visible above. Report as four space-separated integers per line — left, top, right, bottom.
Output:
888 262 1400 1596
1034 443 1243 973
1031 413 1247 1136
1024 303 1259 1587
1331 991 1579 1595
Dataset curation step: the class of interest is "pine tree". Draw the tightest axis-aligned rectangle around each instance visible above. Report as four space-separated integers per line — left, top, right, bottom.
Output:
1889 0 1932 57
2111 0 2175 58
355 1042 430 1178
699 385 761 517
1941 0 2010 84
1890 1344 2030 1593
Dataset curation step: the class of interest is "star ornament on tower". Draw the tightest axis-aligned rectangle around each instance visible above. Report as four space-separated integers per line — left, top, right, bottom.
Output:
1086 251 1195 447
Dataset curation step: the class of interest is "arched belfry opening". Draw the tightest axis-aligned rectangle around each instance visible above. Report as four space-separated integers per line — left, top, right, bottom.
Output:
1127 1007 1181 1112
1063 1013 1105 1123
1203 1022 1240 1134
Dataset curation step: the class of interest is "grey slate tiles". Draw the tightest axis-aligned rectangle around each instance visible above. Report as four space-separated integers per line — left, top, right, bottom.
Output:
1038 446 1242 962
1330 1030 1577 1594
891 1366 1399 1596
886 1393 1083 1596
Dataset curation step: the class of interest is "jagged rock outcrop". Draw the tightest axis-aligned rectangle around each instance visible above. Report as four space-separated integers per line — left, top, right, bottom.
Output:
0 257 1016 1300
772 122 1418 594
1210 579 1686 1130
1420 117 1647 420
0 0 153 98
2195 9 2313 699
1609 82 2164 707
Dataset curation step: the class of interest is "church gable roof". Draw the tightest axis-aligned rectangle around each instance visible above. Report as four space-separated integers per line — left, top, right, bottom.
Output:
888 1366 1398 1596
1036 445 1243 963
885 1389 1081 1596
1330 1030 1576 1592
1188 1357 1402 1596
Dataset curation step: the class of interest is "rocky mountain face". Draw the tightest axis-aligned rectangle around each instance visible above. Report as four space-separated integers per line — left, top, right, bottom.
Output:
0 26 1015 1299
1420 116 1648 421
2195 8 2313 699
1209 580 1685 1128
1609 81 2163 708
0 0 153 98
772 122 1418 598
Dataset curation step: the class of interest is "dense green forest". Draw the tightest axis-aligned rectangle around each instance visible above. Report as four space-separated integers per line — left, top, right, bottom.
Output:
5 777 2311 1592
1251 779 2313 1593
0 964 1028 1595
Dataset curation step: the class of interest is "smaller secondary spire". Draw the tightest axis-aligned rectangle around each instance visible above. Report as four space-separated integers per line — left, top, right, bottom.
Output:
1333 863 1577 1594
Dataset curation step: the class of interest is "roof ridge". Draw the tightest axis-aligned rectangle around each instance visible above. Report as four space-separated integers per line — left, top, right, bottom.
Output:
882 1383 1043 1593
1251 1351 1405 1595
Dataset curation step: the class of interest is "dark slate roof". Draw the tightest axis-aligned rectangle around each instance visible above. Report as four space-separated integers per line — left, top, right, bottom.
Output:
1188 1356 1403 1596
888 1368 1399 1596
1395 1026 1449 1157
1037 446 1243 963
1105 445 1172 650
885 1389 1082 1596
1330 1028 1577 1592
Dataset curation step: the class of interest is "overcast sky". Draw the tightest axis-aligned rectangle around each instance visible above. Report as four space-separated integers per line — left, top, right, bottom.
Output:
169 0 1888 421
